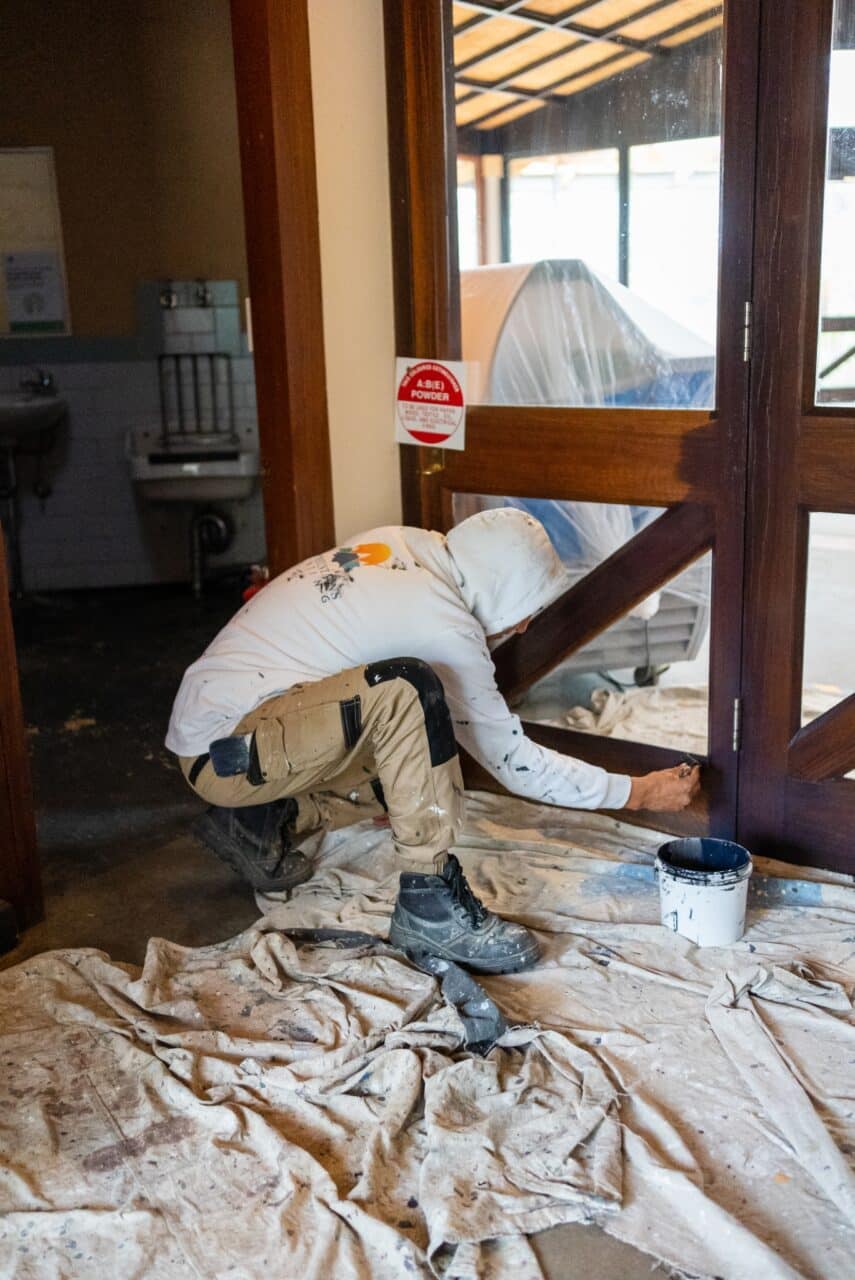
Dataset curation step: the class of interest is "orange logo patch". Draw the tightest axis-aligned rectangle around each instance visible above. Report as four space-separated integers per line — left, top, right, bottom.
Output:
352 542 391 565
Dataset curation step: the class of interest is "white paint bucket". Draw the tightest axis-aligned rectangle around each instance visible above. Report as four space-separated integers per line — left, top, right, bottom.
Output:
656 837 752 947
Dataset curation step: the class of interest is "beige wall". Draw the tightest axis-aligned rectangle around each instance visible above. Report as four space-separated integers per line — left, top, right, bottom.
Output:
308 0 402 540
0 0 247 336
135 0 248 314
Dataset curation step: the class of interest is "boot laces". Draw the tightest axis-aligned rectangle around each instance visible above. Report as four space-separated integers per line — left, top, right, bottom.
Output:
446 857 488 927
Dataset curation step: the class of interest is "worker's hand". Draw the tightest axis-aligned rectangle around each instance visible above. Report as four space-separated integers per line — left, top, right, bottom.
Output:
625 764 700 812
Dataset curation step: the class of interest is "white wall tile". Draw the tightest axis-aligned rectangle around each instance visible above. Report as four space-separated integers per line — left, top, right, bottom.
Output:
4 355 261 591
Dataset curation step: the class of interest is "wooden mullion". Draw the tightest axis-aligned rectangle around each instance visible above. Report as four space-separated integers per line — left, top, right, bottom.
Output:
799 416 855 509
493 501 715 700
525 723 706 774
780 776 855 874
463 726 709 836
527 723 710 835
788 692 855 781
702 0 759 841
464 405 712 431
738 0 843 866
384 0 461 526
442 406 719 506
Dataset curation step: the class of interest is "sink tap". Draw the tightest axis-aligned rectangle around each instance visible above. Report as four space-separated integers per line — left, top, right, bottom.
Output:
20 368 56 396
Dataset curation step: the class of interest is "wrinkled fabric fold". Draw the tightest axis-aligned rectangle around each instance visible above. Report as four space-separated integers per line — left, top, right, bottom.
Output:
1 792 853 1280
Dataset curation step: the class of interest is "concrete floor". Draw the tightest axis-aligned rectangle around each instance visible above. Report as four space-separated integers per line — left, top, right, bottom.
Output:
4 583 260 967
2 582 659 1279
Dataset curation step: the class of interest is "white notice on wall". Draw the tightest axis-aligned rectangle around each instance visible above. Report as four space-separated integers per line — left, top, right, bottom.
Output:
4 250 66 334
394 357 467 451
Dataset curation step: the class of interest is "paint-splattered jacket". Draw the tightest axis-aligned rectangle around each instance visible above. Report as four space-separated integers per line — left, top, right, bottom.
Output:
166 516 631 810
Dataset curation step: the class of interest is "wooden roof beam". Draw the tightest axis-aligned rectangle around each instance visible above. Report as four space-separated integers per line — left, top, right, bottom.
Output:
456 44 639 123
454 0 679 57
457 5 721 108
454 0 544 43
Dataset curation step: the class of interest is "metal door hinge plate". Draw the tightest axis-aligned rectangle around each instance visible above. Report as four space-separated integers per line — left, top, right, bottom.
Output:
742 302 752 364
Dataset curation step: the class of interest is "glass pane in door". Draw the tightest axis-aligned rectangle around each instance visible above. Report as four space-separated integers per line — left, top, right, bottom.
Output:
452 2 723 407
516 556 711 756
457 156 480 270
452 493 711 754
801 512 855 720
816 0 855 404
507 149 620 277
629 137 721 346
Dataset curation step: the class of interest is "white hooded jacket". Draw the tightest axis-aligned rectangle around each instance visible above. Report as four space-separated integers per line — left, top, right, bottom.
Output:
166 510 632 811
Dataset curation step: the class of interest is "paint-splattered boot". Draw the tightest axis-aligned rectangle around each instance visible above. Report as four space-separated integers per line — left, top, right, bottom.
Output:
193 799 313 893
389 854 540 975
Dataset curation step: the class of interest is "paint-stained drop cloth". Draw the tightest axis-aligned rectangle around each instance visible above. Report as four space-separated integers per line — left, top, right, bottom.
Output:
1 793 853 1278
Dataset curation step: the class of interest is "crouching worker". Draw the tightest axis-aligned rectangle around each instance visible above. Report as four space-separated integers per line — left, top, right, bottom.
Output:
166 509 699 974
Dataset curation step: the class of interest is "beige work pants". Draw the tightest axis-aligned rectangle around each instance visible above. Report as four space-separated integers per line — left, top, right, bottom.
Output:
179 662 464 870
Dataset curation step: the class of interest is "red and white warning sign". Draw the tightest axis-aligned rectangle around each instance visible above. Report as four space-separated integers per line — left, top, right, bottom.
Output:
394 357 467 451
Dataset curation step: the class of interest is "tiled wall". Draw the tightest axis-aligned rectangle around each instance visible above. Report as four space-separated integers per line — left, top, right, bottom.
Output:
0 357 265 592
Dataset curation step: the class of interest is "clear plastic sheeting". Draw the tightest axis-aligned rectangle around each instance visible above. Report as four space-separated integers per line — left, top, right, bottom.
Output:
461 259 715 408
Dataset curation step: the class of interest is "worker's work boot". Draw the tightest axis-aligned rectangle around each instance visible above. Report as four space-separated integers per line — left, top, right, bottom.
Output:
389 854 540 975
193 799 313 893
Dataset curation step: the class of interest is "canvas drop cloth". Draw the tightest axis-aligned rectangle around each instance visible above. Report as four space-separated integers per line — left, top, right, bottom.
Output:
1 792 853 1280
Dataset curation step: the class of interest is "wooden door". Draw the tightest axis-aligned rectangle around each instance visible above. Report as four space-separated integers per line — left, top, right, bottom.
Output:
0 527 42 931
738 0 855 872
385 1 760 837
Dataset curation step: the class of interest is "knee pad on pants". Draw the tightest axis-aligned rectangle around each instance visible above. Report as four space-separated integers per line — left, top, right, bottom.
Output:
364 658 458 767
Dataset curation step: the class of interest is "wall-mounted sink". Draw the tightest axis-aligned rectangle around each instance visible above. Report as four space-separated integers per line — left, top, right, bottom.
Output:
127 435 259 502
0 392 67 444
0 385 67 597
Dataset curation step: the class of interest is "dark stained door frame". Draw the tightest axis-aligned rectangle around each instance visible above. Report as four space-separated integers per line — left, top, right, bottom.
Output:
384 0 462 526
384 0 760 840
230 0 335 574
0 528 42 929
739 0 855 871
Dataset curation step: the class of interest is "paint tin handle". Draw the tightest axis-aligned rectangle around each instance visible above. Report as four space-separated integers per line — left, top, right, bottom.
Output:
664 910 679 933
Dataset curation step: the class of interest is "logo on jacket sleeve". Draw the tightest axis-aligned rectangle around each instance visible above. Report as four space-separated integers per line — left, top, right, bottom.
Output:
332 542 392 572
312 542 404 603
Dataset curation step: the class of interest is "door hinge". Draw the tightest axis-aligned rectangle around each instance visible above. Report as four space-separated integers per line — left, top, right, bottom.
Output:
732 696 742 752
742 301 752 363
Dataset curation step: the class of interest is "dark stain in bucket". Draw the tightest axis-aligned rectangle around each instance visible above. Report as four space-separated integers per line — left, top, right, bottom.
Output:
659 838 750 875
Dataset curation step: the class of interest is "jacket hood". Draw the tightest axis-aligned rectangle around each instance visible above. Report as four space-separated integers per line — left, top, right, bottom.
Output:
446 508 568 635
